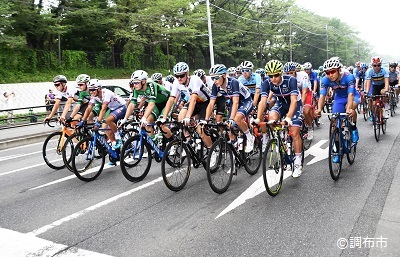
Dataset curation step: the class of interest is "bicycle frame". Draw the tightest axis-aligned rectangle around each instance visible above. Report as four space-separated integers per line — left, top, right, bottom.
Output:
138 125 164 159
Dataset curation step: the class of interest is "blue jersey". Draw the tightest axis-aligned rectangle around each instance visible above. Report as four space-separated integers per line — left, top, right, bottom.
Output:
238 73 262 94
388 71 398 84
211 77 251 103
260 75 299 101
320 71 356 99
365 67 389 87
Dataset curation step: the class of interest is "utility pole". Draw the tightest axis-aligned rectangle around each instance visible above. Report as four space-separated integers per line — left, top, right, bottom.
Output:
205 0 214 66
258 21 262 67
288 11 292 62
326 24 329 59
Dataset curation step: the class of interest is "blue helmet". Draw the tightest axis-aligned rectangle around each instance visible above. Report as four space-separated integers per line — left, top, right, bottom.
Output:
283 62 296 73
255 68 266 76
360 63 368 69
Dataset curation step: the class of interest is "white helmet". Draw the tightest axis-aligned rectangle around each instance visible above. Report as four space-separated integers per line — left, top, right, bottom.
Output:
76 74 90 83
173 62 189 74
303 62 312 70
88 79 102 90
151 72 163 82
323 57 343 71
131 70 148 81
240 61 254 70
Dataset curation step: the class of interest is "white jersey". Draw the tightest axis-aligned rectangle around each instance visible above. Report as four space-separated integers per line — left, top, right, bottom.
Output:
54 85 79 101
89 88 125 110
171 75 211 102
296 71 311 91
162 80 173 92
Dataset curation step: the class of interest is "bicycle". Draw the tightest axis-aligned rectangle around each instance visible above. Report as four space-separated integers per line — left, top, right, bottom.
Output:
161 120 218 192
120 121 178 182
328 113 356 181
370 95 388 142
205 122 262 194
260 120 304 196
71 125 127 181
388 86 397 117
42 119 76 170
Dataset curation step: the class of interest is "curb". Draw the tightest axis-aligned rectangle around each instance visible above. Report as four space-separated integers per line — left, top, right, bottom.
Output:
0 132 53 150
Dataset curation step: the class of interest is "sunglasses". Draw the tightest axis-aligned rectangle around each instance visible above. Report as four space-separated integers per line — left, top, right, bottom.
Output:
241 69 251 73
288 71 296 75
372 64 381 67
54 83 62 87
131 81 141 85
175 73 186 79
325 69 337 76
89 88 97 92
78 83 85 87
268 73 281 78
211 75 221 81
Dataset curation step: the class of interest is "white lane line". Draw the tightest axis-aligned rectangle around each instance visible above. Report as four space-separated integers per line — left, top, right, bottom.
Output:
216 170 293 219
0 163 46 177
29 176 164 236
0 150 42 162
0 141 44 153
0 227 113 257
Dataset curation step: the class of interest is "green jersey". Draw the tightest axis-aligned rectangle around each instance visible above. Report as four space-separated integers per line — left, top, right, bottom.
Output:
78 90 91 105
131 81 170 104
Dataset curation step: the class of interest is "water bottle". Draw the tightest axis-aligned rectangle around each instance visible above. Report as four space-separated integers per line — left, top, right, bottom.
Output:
237 136 243 150
196 138 202 150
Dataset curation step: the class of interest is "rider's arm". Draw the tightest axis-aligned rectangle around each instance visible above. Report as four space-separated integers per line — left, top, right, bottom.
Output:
123 101 136 120
205 98 216 121
253 88 260 106
286 94 297 120
60 97 74 119
384 77 390 92
143 101 155 120
185 94 197 119
230 96 239 120
257 97 267 121
97 102 108 123
46 98 62 119
364 79 371 94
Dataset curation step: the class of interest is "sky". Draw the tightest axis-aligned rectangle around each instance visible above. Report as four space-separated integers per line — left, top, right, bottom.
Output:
295 0 400 60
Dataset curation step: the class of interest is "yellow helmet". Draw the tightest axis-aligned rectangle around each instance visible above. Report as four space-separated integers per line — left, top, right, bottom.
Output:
265 60 283 75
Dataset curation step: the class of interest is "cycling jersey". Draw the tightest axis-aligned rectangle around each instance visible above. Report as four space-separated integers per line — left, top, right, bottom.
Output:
171 75 211 102
388 71 398 86
54 86 79 101
365 67 389 87
210 77 251 102
130 81 170 105
238 73 262 94
296 71 311 92
77 90 91 105
89 88 126 110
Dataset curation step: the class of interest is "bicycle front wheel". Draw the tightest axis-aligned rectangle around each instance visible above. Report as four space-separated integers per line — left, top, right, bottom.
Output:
161 138 191 191
120 135 152 182
71 136 105 182
328 128 342 181
244 135 262 175
346 138 356 165
373 110 381 142
62 132 84 172
42 131 67 170
206 138 234 194
262 138 283 196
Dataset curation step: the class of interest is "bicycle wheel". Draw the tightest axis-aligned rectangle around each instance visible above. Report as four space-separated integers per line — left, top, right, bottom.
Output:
373 109 381 142
243 135 262 175
71 136 105 182
120 135 152 182
302 123 312 150
62 132 86 172
328 128 342 181
42 131 67 170
381 116 387 134
346 137 356 165
206 138 234 194
262 138 283 196
363 100 369 121
161 138 191 191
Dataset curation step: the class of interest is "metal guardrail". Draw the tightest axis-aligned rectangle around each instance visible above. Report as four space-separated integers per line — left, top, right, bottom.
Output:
0 103 71 130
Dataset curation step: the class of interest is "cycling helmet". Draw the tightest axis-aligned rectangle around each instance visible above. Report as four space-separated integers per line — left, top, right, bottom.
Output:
360 63 368 69
348 66 354 71
53 75 67 83
389 62 398 68
165 75 175 83
88 79 101 90
131 70 148 81
294 62 302 71
323 57 343 71
76 74 90 83
265 60 283 74
228 67 236 74
303 62 312 70
355 61 361 67
255 68 266 76
318 66 323 71
283 62 296 73
371 56 382 64
240 61 254 70
209 64 227 75
151 72 163 82
193 69 206 78
173 62 189 74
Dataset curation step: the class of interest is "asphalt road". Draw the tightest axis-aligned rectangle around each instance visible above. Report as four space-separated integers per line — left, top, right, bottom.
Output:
0 114 399 256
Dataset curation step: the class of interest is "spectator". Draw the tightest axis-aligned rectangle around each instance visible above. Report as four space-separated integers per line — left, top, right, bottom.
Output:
45 89 56 114
3 91 15 125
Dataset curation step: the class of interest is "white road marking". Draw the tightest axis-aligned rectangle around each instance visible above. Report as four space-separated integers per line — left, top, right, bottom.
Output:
29 176 164 236
0 141 43 153
0 163 46 177
216 140 329 219
0 227 113 256
0 150 42 162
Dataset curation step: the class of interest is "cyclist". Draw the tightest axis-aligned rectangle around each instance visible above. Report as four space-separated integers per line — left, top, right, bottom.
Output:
238 61 262 107
388 62 399 99
353 61 361 76
77 79 127 150
364 56 390 118
162 62 213 149
227 67 236 78
119 70 171 137
255 68 268 82
165 75 175 84
255 60 303 177
68 74 93 124
315 57 360 157
303 62 319 97
151 72 173 92
284 62 314 140
44 75 79 123
235 65 242 79
205 64 254 152
348 66 354 74
355 63 368 91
